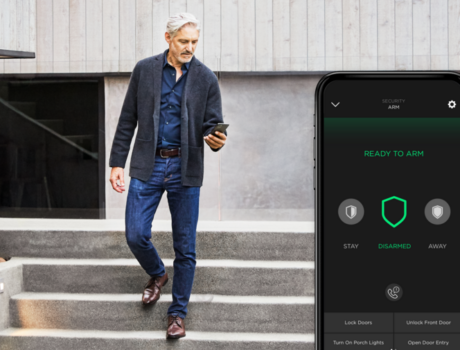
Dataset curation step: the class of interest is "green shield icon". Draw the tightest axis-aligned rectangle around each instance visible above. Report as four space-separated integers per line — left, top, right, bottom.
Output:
382 196 407 228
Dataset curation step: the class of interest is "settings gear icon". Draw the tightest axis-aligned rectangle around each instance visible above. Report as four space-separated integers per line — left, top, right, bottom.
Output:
448 100 456 109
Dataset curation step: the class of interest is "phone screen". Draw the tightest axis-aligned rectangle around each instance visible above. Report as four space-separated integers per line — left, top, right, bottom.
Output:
316 73 460 350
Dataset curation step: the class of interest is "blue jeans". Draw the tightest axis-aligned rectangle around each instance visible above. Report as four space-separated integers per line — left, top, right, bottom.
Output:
125 154 200 319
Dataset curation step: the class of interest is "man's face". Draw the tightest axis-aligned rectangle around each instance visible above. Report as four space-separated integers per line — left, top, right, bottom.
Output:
166 24 199 64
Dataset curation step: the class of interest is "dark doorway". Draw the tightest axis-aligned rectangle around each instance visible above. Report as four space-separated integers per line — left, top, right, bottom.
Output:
0 78 105 219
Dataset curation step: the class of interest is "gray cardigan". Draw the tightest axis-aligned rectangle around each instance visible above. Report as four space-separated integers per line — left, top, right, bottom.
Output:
109 50 226 187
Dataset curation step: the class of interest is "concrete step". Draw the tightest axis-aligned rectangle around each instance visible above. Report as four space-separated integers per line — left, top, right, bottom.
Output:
7 102 36 118
9 293 314 334
0 219 314 261
15 258 313 296
0 328 314 350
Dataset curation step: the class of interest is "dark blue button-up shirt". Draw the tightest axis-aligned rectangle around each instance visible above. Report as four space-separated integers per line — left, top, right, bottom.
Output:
157 49 190 149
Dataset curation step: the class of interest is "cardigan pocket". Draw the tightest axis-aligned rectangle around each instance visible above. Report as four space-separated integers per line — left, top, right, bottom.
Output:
185 145 203 177
130 139 152 168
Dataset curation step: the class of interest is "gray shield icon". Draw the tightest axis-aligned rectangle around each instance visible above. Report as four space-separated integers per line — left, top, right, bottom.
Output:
346 205 357 219
432 205 443 219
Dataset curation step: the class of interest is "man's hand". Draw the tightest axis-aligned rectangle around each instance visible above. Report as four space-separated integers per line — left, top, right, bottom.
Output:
204 131 227 149
110 167 125 193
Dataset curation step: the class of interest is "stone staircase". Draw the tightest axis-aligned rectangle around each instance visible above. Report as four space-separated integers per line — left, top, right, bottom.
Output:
0 219 315 349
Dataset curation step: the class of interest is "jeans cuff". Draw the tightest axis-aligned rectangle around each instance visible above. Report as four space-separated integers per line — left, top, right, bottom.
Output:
149 271 166 279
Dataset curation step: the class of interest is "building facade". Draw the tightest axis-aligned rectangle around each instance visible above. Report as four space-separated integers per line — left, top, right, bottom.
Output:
0 0 458 220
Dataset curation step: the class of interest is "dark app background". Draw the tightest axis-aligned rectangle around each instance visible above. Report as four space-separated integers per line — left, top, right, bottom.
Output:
321 78 460 313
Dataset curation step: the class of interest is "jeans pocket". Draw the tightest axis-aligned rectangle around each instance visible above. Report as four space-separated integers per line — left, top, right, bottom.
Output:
129 177 146 191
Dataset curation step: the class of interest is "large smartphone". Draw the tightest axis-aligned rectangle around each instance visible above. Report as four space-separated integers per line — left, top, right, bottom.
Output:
315 72 460 350
209 123 229 135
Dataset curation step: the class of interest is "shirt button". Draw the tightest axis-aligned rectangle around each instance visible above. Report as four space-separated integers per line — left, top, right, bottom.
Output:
163 137 165 140
166 122 169 124
169 106 172 108
172 73 175 76
172 90 174 92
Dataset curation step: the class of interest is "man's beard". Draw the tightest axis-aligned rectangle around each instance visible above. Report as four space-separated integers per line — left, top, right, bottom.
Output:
177 52 193 63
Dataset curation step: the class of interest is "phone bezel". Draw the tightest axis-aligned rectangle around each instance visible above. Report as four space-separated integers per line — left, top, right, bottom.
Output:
211 123 229 135
313 70 460 350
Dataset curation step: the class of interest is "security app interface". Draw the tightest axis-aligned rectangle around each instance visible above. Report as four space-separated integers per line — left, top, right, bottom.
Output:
321 77 460 349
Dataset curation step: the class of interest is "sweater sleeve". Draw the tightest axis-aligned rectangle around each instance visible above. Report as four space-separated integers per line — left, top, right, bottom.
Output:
202 75 227 152
109 62 141 168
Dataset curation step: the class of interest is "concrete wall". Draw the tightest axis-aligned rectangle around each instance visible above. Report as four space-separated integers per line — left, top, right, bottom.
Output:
105 73 318 221
0 0 36 74
2 0 460 74
0 260 23 330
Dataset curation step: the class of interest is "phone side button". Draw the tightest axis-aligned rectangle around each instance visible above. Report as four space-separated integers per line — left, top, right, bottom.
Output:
313 137 316 160
313 163 316 190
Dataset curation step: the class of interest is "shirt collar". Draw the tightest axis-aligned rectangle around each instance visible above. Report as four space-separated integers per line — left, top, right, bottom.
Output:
163 49 191 70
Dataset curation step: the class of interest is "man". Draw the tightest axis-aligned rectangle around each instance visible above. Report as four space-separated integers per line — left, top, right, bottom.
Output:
108 13 227 339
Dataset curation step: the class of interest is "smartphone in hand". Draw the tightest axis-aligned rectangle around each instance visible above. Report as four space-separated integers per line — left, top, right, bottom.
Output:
209 123 229 136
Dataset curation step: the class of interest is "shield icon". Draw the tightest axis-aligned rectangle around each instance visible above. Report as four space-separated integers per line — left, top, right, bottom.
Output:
382 196 407 228
432 205 443 219
346 205 357 219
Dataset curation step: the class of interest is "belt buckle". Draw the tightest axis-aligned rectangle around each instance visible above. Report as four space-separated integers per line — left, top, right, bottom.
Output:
160 149 169 158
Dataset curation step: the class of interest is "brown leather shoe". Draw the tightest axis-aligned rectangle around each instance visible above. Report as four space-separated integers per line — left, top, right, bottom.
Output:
142 273 168 305
166 315 186 339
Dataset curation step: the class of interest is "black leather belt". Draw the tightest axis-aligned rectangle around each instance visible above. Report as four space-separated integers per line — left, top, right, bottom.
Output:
156 148 181 158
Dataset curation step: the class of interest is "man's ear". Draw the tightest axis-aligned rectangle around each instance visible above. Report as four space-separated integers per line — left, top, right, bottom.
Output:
165 32 171 44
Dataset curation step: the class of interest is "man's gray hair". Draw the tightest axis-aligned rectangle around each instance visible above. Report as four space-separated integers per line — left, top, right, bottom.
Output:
166 13 200 38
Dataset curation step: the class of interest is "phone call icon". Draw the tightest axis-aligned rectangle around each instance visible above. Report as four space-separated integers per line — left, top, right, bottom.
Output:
388 286 400 299
385 283 403 302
